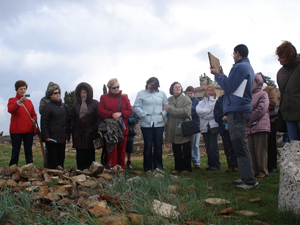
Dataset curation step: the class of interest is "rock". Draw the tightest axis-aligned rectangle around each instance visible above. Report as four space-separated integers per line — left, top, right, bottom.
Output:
81 179 99 188
7 164 18 175
11 173 20 182
145 170 152 178
128 214 147 225
63 185 73 191
17 181 31 187
42 172 52 183
96 213 129 224
205 198 231 205
0 180 6 188
152 199 179 219
131 171 143 175
154 173 164 178
97 173 112 181
152 168 164 176
89 161 104 175
72 174 87 182
127 176 141 184
25 186 39 192
278 141 300 214
168 185 179 193
40 186 49 195
236 210 258 216
58 180 69 185
87 205 111 217
44 192 61 202
187 184 197 190
170 175 179 181
100 193 117 203
6 179 17 187
19 163 33 174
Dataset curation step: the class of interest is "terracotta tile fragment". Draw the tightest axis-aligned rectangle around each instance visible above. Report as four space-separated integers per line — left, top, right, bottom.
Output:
249 198 261 203
87 205 111 217
217 207 234 215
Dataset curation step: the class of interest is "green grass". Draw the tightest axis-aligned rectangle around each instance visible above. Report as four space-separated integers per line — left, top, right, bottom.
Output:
0 140 299 224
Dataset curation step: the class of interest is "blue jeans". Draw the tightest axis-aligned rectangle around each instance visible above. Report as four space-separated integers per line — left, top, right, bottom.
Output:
10 132 34 166
191 133 200 166
286 121 300 141
202 129 220 169
141 127 164 172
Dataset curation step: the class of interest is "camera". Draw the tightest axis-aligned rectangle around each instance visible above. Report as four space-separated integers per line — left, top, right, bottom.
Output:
24 94 30 97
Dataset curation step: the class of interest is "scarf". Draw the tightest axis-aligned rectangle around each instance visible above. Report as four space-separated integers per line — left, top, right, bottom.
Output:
79 99 88 118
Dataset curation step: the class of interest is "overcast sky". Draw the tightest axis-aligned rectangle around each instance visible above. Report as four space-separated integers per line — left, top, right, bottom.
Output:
1 0 300 135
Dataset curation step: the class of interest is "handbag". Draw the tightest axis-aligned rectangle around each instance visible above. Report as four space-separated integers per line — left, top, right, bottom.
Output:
182 117 200 136
21 103 40 135
269 106 279 119
93 131 103 149
98 121 107 133
128 123 137 136
277 109 287 133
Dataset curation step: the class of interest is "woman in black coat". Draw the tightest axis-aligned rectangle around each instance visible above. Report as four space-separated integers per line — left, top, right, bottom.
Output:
71 82 100 170
41 85 70 169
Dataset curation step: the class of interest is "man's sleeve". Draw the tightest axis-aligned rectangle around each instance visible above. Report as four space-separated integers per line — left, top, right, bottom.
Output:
215 67 244 94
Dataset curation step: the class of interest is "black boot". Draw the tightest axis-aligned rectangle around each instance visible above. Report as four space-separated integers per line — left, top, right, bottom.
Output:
127 161 132 170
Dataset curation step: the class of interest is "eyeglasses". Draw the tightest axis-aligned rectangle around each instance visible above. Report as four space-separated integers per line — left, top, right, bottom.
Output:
111 86 120 90
174 86 181 89
53 92 60 95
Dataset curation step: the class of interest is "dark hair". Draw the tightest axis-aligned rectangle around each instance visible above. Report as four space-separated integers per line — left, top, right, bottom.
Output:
234 44 249 58
169 82 182 95
15 80 28 91
256 72 266 82
145 77 160 92
184 86 194 93
276 41 297 64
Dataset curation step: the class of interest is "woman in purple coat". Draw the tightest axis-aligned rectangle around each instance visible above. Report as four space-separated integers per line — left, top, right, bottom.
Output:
246 73 270 178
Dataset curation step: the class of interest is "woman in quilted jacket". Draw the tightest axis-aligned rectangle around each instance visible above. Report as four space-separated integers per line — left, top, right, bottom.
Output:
7 80 37 166
246 73 270 178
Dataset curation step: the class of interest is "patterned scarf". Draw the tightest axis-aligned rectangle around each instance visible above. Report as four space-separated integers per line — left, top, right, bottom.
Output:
79 99 88 118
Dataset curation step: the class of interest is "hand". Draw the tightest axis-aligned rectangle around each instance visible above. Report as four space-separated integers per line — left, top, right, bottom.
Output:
46 138 50 141
18 97 27 104
222 116 227 122
210 64 220 75
163 105 170 111
112 112 122 121
219 66 224 75
246 123 251 127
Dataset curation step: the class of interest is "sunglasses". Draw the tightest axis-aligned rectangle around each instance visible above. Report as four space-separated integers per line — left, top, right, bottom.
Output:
53 91 60 95
111 86 120 90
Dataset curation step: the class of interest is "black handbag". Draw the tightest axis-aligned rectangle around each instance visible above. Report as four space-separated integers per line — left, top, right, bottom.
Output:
269 106 279 119
98 121 107 132
182 117 200 136
128 123 137 136
277 109 287 133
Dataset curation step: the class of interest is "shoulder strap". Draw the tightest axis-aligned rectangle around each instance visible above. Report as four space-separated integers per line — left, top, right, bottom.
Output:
118 95 122 112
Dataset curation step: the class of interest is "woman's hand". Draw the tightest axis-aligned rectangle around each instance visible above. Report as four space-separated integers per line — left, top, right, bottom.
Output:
46 138 50 141
18 97 27 104
163 105 170 111
112 112 122 121
222 116 227 122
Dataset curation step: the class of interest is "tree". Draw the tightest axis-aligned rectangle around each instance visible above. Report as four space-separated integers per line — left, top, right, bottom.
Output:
259 73 277 88
64 91 76 114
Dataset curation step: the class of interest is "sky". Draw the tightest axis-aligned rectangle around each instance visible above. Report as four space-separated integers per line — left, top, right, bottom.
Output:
1 0 300 135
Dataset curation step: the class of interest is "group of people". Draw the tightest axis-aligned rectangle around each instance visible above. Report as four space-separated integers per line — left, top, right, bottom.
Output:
7 41 300 190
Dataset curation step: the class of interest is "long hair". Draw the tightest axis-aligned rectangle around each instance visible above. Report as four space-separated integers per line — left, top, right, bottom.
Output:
145 77 160 92
203 85 216 99
276 41 297 64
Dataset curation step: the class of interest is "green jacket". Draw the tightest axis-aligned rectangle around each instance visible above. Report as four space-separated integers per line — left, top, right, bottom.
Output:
165 93 192 144
277 54 300 121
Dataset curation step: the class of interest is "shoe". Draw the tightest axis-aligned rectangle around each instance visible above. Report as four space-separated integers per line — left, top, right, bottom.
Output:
194 165 201 169
206 166 219 171
256 174 267 178
235 182 259 190
268 168 277 173
225 166 234 172
172 170 180 174
232 179 243 185
234 167 239 172
182 170 189 174
126 161 132 170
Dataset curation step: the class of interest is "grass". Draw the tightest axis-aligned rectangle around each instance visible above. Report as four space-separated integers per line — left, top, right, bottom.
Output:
0 138 299 224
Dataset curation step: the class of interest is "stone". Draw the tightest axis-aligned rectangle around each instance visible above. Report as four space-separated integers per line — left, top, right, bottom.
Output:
278 141 300 214
205 198 231 205
44 192 61 202
89 161 104 175
127 176 141 184
96 213 129 224
145 170 152 178
19 163 33 174
152 168 164 176
236 210 259 216
81 179 99 188
168 185 179 193
131 171 143 175
97 173 112 181
6 179 17 187
152 199 179 219
7 164 18 175
87 205 111 217
128 214 147 225
72 174 87 182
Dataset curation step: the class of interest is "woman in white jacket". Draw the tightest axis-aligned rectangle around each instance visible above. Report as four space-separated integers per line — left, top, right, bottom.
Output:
196 85 220 171
134 77 168 172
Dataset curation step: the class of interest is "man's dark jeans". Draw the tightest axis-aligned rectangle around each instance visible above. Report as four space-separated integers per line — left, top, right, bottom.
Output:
141 127 164 172
227 112 257 185
10 132 34 166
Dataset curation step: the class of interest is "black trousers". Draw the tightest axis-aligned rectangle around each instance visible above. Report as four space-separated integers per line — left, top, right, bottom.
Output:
172 141 192 172
46 142 65 169
222 130 238 168
10 132 34 166
76 148 95 170
268 121 278 169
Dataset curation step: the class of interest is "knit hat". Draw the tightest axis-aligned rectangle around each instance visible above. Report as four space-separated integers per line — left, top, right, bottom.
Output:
185 86 194 93
15 80 28 91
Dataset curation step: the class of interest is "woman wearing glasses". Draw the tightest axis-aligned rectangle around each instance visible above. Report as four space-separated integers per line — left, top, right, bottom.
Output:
98 78 132 170
134 77 168 173
41 85 70 169
164 82 192 174
71 82 100 170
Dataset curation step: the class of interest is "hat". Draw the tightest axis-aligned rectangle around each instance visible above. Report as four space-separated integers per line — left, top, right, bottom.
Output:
47 85 60 98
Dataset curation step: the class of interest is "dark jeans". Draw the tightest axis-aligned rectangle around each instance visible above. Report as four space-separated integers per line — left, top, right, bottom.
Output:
268 121 278 169
141 126 164 172
172 141 192 172
227 112 257 185
286 121 300 141
76 148 95 170
222 130 237 168
46 142 65 169
10 132 34 166
202 129 221 169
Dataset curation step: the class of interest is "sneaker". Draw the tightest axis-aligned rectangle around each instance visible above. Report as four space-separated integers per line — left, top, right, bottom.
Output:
225 166 234 172
235 182 259 190
232 178 243 185
206 166 219 171
194 165 201 169
126 161 132 170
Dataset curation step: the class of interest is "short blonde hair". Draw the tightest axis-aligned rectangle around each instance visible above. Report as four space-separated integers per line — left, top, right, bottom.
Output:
203 85 216 99
107 78 118 89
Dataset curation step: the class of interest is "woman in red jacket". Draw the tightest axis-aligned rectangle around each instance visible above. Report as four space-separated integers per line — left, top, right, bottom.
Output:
7 80 37 166
98 78 132 170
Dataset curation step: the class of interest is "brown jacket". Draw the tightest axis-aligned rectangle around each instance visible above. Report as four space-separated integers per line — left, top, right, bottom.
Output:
263 86 277 110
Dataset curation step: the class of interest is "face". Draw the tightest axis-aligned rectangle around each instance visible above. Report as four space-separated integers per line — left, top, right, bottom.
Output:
50 89 61 101
233 51 238 63
80 89 87 100
186 91 194 98
17 86 27 96
253 80 258 90
206 87 214 98
147 82 155 92
173 84 182 95
110 82 120 94
278 56 289 66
